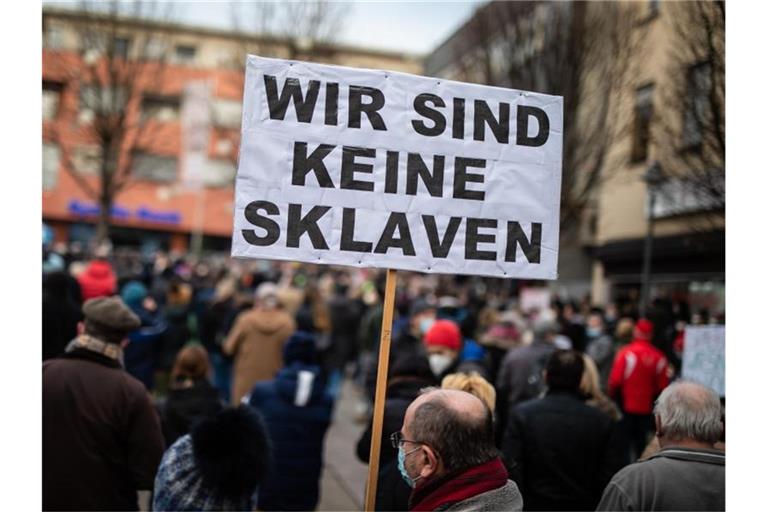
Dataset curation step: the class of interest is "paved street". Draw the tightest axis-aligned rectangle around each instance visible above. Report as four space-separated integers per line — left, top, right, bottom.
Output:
318 378 371 511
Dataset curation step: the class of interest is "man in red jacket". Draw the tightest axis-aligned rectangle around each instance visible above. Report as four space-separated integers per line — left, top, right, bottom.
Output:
77 245 117 300
608 318 669 461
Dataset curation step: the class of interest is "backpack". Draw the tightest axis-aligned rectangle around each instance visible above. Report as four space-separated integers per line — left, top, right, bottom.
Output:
522 351 550 401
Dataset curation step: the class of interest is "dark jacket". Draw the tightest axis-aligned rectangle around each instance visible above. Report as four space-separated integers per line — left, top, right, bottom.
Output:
42 272 82 361
159 379 224 447
248 362 334 511
502 390 625 511
43 349 165 511
596 447 725 511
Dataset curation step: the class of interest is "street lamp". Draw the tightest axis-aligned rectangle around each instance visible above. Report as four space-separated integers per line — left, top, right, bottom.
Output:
640 161 665 317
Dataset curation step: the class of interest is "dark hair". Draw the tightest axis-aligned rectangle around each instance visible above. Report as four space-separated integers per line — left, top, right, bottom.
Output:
409 393 498 473
545 350 584 391
171 345 211 383
191 406 272 500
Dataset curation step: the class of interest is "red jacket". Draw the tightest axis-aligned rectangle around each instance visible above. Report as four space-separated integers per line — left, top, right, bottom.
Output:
77 260 117 301
608 338 669 415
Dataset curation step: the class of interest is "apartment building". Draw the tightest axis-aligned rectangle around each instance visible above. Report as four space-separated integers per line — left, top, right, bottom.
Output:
424 1 725 315
42 7 421 252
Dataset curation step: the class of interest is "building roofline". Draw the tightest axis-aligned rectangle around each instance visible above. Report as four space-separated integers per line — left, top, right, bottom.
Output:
42 5 423 63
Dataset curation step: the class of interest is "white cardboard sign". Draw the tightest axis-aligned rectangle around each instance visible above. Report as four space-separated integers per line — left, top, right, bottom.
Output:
231 55 563 279
682 325 725 397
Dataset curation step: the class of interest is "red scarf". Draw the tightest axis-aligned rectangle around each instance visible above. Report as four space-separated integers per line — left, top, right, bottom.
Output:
409 457 509 511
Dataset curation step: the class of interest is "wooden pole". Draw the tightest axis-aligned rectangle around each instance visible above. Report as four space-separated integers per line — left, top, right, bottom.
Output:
364 268 398 512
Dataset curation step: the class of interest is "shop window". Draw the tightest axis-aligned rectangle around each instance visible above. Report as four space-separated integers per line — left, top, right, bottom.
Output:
630 84 654 163
131 152 177 182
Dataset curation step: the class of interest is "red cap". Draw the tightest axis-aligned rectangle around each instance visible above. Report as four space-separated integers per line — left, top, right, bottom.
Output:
633 318 654 340
424 320 462 351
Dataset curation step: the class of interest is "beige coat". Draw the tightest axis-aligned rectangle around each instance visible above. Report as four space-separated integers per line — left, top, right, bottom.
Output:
223 307 296 405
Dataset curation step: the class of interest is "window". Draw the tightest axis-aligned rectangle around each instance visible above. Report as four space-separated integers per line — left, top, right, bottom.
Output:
215 138 233 156
45 24 65 49
174 45 197 65
43 143 60 190
631 84 654 163
113 37 131 59
204 158 237 187
79 85 128 123
211 99 243 128
73 146 102 175
648 0 660 18
146 38 167 60
141 95 180 122
131 152 177 182
43 81 64 121
682 62 712 149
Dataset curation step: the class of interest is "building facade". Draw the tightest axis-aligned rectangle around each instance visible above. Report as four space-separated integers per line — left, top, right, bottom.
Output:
424 0 725 315
42 7 421 252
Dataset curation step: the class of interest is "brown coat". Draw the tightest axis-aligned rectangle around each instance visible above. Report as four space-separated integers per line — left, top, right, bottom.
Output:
43 349 165 511
223 307 296 405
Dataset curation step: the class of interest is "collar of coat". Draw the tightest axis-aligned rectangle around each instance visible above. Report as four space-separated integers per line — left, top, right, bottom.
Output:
409 457 509 511
650 446 725 465
63 334 124 368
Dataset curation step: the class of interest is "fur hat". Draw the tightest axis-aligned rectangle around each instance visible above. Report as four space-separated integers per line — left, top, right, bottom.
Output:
424 319 462 351
153 407 271 511
191 406 271 499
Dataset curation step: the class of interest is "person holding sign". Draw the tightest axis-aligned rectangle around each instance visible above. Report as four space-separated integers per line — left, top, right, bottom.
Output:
396 388 522 511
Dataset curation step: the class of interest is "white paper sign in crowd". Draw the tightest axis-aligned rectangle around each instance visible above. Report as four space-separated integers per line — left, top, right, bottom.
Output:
682 325 725 397
231 55 563 279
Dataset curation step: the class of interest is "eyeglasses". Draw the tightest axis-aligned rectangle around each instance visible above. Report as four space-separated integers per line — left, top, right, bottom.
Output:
390 431 421 449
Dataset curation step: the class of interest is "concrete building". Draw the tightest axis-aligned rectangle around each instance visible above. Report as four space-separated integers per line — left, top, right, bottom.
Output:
42 7 421 252
424 0 724 316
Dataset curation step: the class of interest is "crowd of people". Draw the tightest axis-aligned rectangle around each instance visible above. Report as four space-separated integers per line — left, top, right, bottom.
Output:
42 240 725 511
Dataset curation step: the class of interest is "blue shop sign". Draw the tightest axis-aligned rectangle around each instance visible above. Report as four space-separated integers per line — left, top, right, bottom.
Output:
68 200 181 225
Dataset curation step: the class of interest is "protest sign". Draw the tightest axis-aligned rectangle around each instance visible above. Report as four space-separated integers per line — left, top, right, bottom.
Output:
520 287 552 313
231 55 563 280
682 325 725 397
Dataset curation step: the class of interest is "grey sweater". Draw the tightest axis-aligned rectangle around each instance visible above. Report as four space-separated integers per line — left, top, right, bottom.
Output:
596 447 725 511
440 481 523 512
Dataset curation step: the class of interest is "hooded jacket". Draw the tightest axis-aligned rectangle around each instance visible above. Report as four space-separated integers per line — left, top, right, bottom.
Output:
223 307 296 405
608 338 669 414
77 259 117 301
247 361 333 511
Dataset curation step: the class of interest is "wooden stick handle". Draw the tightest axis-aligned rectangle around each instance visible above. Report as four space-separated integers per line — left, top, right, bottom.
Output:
363 268 398 512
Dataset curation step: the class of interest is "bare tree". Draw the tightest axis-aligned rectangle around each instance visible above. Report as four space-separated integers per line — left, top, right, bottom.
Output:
230 0 349 60
45 1 174 244
654 1 724 225
445 1 641 239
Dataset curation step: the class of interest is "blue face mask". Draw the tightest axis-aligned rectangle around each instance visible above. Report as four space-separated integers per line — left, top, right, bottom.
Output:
587 327 602 338
397 445 422 488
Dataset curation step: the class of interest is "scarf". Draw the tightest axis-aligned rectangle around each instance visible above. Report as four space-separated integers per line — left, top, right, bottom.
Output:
409 457 509 511
65 334 124 367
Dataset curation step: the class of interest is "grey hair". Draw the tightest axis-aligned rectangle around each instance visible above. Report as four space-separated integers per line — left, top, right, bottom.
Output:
654 381 723 444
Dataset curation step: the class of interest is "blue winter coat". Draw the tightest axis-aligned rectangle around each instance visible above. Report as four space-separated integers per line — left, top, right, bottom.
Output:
247 363 334 511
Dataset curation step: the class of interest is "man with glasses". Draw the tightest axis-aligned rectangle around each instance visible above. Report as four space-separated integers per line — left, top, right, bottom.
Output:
392 388 522 511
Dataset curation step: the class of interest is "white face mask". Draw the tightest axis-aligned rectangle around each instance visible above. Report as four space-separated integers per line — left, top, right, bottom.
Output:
429 353 454 376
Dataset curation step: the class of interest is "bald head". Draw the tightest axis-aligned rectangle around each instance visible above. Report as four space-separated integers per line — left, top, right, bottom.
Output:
654 381 723 445
403 388 498 475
